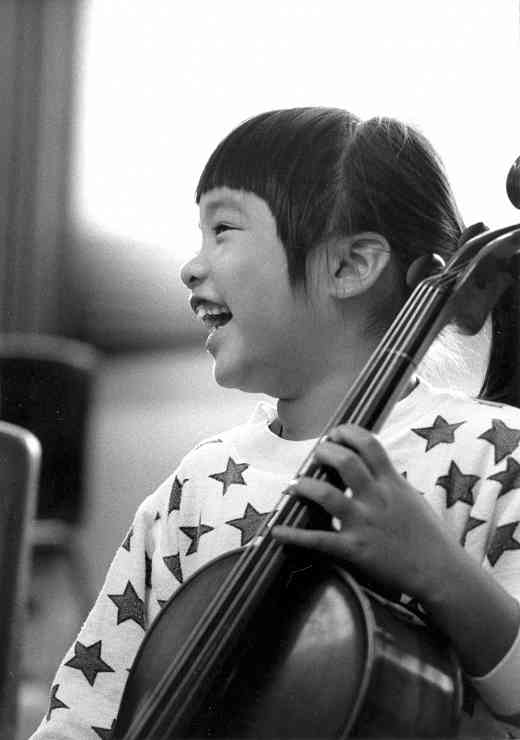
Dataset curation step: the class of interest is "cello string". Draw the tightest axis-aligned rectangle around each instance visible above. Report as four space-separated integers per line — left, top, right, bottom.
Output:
123 275 453 737
125 509 302 737
130 271 470 737
128 444 343 737
125 225 520 733
347 290 449 426
348 225 520 431
239 268 460 552
345 257 495 427
124 269 458 737
139 501 317 738
124 264 468 737
322 265 470 432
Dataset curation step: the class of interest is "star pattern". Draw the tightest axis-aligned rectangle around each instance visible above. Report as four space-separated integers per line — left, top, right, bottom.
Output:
46 684 68 720
487 522 520 566
460 516 486 546
210 457 249 495
412 415 465 451
108 581 146 629
436 461 480 508
180 520 214 555
226 503 271 546
168 476 187 515
65 640 114 686
488 457 520 498
479 419 520 464
121 526 133 552
41 394 520 735
163 553 183 583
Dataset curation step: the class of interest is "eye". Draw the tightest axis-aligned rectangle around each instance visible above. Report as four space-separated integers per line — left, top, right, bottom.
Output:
214 223 233 236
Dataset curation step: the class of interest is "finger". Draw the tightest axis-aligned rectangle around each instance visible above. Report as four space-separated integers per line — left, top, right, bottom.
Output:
272 524 355 560
312 440 372 492
327 424 393 477
289 476 355 518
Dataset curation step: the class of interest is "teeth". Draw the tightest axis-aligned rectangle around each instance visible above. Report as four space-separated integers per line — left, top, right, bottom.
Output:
197 306 227 317
196 305 228 319
195 302 231 327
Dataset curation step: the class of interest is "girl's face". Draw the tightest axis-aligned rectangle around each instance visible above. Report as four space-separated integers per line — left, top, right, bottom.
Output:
181 188 337 398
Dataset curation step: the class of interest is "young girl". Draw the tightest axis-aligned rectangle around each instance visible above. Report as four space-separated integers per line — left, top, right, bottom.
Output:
32 108 520 738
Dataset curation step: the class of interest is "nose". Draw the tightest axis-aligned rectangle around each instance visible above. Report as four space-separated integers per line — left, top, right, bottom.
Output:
180 251 208 289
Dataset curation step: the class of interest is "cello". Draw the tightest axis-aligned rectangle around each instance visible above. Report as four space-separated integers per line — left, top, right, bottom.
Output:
113 217 520 739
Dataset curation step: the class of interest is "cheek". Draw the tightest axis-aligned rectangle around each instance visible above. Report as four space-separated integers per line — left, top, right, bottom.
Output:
250 305 309 360
233 273 293 324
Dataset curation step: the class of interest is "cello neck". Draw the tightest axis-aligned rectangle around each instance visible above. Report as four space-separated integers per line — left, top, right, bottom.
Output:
123 270 456 739
258 270 453 555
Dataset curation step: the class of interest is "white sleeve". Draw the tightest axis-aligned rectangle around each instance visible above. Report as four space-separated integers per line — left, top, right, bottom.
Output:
29 474 177 739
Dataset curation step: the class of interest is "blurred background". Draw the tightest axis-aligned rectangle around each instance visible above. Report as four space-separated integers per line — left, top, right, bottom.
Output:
0 0 519 736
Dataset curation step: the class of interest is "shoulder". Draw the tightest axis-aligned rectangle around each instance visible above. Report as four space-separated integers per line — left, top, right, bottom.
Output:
138 404 274 515
179 400 276 471
384 379 520 474
424 383 520 431
401 379 520 430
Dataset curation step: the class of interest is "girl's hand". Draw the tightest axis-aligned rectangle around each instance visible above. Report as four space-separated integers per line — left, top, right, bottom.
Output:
274 423 520 681
272 423 459 602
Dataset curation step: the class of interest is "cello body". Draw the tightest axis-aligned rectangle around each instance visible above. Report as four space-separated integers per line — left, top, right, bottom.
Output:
114 223 520 738
114 549 462 739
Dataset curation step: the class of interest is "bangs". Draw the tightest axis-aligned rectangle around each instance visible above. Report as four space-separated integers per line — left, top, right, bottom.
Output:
196 112 283 205
195 108 358 214
195 109 359 286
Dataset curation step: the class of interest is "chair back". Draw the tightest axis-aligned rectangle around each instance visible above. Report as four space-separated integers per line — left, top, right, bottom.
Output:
0 334 97 524
0 422 40 738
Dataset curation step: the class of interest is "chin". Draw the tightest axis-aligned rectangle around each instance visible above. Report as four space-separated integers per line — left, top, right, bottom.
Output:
212 357 245 390
212 357 273 395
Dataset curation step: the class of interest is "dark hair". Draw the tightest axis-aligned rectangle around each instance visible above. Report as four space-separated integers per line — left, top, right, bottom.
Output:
196 107 464 325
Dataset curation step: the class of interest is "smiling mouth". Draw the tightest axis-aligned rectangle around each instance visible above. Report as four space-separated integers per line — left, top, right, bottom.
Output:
195 304 233 331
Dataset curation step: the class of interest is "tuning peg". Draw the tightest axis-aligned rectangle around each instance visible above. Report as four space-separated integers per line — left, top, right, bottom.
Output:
506 155 520 209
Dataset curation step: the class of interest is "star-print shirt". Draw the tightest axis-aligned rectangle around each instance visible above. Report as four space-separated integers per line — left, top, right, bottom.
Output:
32 379 520 738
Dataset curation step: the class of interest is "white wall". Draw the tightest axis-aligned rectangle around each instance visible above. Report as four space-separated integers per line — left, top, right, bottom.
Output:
71 1 520 347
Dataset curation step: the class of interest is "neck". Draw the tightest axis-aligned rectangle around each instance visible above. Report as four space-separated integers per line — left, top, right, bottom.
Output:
275 356 418 442
274 341 372 441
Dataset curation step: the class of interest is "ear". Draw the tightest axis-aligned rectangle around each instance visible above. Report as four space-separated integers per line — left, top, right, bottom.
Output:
327 232 391 299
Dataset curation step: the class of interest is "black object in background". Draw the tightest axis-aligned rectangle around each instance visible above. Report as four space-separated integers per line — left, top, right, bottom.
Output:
0 335 97 525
